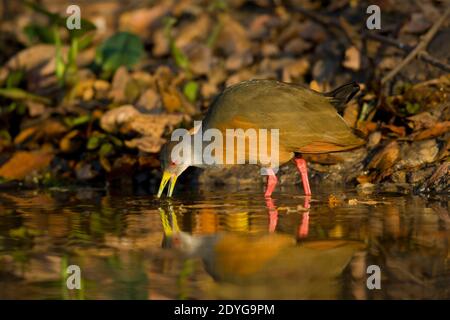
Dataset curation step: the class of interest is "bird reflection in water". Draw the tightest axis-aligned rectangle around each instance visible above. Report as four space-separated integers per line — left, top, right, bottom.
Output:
158 204 365 299
265 196 311 238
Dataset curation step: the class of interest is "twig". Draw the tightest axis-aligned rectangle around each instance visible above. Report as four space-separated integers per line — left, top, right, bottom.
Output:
285 4 352 45
364 32 450 73
381 5 450 84
417 51 450 73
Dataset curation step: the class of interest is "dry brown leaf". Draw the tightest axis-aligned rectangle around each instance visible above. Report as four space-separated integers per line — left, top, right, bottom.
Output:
225 52 253 72
0 150 53 180
0 44 56 83
100 105 140 133
152 29 170 57
382 124 406 136
175 14 211 49
59 130 82 153
283 38 312 55
248 14 273 39
125 136 167 153
119 4 170 37
186 45 213 75
128 113 184 137
402 13 431 34
14 127 39 145
343 46 361 71
109 66 131 104
136 89 162 112
26 101 46 117
282 58 309 82
367 141 400 171
407 112 438 130
412 121 450 140
343 100 359 127
216 14 251 55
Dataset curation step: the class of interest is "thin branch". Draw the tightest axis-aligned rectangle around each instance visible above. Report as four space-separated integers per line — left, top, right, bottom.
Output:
364 32 450 73
381 5 450 84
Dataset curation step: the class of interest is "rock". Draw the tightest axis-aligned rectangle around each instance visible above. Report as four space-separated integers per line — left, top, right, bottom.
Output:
408 167 435 184
398 139 439 168
415 162 449 194
356 182 376 195
367 131 382 149
75 162 99 181
379 183 412 194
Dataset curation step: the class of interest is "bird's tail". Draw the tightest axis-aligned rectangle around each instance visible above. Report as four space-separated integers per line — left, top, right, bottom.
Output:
324 82 360 111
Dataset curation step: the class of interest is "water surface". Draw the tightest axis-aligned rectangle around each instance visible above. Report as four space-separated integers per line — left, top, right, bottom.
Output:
0 186 448 299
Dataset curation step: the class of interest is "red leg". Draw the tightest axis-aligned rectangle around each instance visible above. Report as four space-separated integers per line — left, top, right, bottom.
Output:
265 197 278 233
294 157 312 196
298 196 311 238
264 168 278 197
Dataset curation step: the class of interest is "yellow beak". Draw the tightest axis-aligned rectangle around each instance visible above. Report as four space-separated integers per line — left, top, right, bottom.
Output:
157 171 178 198
159 206 180 236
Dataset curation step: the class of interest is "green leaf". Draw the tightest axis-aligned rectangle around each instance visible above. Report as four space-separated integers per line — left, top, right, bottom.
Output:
99 143 114 157
67 18 96 40
96 32 144 73
0 88 50 104
87 136 101 150
405 102 420 115
54 27 65 83
23 24 54 43
108 135 123 147
0 130 11 143
183 81 198 102
64 115 91 127
6 70 24 88
171 43 189 71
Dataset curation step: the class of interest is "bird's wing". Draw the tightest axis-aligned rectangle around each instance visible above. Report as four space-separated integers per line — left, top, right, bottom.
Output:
204 81 364 154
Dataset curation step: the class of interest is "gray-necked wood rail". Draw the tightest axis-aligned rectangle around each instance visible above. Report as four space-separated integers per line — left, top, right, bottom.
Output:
159 207 364 299
157 79 364 198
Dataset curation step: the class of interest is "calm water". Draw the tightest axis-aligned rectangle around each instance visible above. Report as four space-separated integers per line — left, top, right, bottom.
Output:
0 186 448 299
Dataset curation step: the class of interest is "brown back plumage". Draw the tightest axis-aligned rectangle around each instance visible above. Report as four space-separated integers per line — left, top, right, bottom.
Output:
202 80 365 163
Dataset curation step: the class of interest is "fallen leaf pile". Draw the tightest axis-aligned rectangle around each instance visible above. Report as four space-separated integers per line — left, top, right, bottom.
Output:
0 0 448 193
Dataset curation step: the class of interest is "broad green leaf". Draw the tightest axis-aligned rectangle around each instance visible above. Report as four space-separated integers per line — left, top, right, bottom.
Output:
96 32 144 73
23 24 54 44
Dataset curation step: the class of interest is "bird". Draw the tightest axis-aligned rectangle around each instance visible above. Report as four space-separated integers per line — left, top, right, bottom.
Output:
159 206 364 299
157 79 365 198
